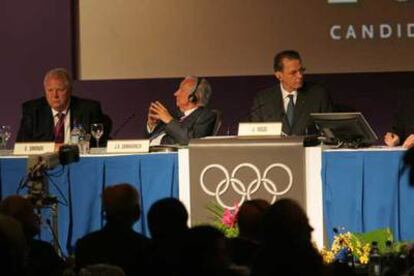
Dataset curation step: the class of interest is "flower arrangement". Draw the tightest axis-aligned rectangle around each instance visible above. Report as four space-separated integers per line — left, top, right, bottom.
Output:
320 228 412 265
320 230 371 264
207 203 239 238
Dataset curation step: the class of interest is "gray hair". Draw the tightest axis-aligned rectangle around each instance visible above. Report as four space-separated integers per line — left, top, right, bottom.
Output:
185 76 212 107
43 68 73 92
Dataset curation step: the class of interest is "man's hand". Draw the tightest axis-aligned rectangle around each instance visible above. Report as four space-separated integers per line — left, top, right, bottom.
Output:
402 134 414 149
384 132 400 147
149 101 173 124
147 103 160 131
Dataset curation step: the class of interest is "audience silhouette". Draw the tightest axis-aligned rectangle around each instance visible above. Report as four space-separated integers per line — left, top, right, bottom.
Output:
0 195 64 276
146 197 189 275
227 199 270 269
251 198 327 276
75 183 150 276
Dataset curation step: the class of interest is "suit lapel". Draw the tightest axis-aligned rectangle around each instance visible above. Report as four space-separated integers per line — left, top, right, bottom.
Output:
39 100 54 139
272 86 291 135
181 108 202 126
69 97 79 129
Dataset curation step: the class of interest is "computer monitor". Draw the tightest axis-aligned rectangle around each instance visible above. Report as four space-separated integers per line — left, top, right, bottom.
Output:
310 112 378 147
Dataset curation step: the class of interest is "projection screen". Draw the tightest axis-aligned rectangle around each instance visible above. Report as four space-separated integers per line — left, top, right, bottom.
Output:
78 0 414 80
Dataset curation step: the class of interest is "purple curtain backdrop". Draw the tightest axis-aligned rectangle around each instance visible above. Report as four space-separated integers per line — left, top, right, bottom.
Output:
0 0 413 144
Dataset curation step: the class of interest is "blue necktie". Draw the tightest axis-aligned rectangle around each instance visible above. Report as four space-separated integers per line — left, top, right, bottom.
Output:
286 94 295 126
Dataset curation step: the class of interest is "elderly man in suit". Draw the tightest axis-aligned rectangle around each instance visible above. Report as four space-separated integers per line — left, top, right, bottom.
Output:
16 68 109 146
146 76 216 145
250 50 333 136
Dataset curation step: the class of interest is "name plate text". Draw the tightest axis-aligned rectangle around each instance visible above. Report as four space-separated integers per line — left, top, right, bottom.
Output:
238 122 282 136
107 140 149 153
13 142 55 155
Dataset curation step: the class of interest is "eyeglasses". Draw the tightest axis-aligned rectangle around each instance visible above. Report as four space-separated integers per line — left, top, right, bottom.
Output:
285 67 306 77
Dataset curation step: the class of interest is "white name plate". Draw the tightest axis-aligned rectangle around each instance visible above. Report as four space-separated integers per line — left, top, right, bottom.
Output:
13 142 55 155
106 140 150 153
238 122 282 136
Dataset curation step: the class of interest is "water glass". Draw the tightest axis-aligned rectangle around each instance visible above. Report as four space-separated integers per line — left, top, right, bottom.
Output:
90 123 104 148
0 125 11 149
79 134 91 154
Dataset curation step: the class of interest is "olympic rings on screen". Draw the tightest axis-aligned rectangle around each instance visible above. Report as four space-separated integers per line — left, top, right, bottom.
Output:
199 162 293 209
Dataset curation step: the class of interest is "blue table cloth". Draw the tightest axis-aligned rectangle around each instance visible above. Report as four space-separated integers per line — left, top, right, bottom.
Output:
322 150 414 244
0 153 178 255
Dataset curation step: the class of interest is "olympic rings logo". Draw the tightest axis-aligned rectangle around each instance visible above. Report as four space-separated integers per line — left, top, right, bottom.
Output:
199 163 293 209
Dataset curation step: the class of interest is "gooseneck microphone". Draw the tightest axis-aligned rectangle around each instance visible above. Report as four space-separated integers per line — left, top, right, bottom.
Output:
112 113 136 138
226 103 267 135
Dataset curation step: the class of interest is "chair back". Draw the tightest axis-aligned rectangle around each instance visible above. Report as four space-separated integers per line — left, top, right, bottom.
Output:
211 109 222 136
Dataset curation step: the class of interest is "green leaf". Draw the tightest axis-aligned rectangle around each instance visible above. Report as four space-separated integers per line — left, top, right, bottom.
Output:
353 228 393 253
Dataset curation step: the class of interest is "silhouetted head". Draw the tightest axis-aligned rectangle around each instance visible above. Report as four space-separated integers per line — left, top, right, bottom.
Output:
0 195 40 239
261 198 313 245
103 183 141 226
237 199 270 241
147 197 188 239
179 225 229 275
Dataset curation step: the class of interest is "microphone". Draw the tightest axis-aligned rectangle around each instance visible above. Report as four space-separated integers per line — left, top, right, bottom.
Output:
112 113 136 138
225 103 267 135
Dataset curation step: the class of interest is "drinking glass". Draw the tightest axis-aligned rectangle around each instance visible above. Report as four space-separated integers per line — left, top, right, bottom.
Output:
0 125 11 149
79 133 91 154
90 123 104 148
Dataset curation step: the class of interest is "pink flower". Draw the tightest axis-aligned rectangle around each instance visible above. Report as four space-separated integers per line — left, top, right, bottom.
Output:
221 204 239 228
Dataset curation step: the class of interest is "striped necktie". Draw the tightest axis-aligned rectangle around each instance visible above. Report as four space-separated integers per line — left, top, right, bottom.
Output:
54 112 65 143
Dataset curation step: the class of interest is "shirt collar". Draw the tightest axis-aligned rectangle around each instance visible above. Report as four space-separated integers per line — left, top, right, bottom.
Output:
51 108 69 117
280 83 297 99
183 106 198 117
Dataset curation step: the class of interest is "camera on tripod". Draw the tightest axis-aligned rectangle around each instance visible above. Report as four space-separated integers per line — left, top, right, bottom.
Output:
26 145 80 206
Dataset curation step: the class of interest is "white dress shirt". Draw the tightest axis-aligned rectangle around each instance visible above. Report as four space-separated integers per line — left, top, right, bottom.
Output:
280 83 298 113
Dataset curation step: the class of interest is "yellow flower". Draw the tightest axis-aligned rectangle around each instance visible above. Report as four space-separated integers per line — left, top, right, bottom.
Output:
359 254 369 264
321 248 336 264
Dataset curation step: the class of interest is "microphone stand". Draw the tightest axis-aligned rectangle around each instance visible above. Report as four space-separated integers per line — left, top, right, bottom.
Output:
112 113 136 138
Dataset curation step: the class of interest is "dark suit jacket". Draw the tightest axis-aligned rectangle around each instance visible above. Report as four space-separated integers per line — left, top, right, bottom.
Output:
392 90 414 143
146 107 216 145
75 223 151 276
250 82 333 136
16 96 109 146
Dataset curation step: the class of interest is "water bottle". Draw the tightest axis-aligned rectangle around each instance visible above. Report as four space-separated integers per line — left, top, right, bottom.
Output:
78 124 86 143
382 240 394 273
70 123 81 144
369 241 381 276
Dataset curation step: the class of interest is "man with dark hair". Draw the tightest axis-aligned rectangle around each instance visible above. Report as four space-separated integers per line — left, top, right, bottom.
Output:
75 183 150 276
17 68 110 146
250 50 333 136
145 76 216 145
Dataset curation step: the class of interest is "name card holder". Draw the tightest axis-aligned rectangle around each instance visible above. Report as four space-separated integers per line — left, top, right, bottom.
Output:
106 140 150 153
238 122 282 136
13 142 55 155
